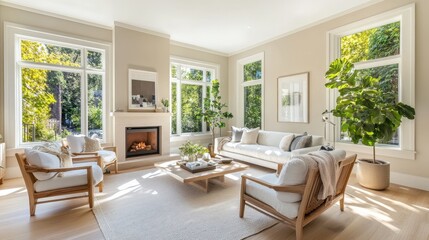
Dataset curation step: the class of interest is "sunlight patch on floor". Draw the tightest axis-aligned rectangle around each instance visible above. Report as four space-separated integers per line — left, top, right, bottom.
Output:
0 187 24 196
141 169 166 179
118 179 140 191
225 174 239 181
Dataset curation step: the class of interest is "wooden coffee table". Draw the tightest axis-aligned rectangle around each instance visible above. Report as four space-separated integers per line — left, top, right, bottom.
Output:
155 160 248 192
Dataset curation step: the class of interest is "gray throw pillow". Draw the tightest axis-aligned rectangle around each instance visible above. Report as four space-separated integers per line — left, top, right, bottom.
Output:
231 126 245 142
290 132 311 151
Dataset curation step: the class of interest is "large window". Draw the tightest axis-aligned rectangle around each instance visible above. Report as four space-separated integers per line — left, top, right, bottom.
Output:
170 58 217 135
328 4 415 159
5 24 111 147
238 53 264 129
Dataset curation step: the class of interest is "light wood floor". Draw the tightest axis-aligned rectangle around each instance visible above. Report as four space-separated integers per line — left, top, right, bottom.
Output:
1 171 428 240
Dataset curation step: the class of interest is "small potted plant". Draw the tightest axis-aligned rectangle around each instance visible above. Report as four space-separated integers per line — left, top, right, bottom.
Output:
179 141 209 162
161 98 169 112
325 58 415 190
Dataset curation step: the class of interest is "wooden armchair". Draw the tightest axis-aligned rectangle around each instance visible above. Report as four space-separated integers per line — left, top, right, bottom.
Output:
240 152 357 240
16 152 104 216
64 136 118 174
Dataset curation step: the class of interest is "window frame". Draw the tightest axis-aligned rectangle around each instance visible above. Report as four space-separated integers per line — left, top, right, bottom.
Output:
326 4 415 160
237 52 265 129
4 23 113 148
170 57 219 137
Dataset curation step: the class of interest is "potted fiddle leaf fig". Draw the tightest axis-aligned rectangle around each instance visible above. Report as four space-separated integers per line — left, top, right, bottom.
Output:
197 79 233 156
325 58 415 190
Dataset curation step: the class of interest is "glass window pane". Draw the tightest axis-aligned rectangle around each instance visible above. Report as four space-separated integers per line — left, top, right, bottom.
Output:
87 50 103 69
206 71 212 82
339 64 399 145
171 64 177 78
22 68 81 142
21 39 81 67
180 66 203 81
88 74 103 139
244 84 261 128
181 84 202 133
243 60 262 82
340 21 400 63
171 83 177 134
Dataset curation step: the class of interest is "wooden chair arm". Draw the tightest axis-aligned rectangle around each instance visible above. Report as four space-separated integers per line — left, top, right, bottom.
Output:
102 146 117 153
72 152 99 156
242 175 306 194
25 165 91 173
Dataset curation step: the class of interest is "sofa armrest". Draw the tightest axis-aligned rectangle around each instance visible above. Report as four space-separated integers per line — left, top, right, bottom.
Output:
214 137 230 154
291 145 321 157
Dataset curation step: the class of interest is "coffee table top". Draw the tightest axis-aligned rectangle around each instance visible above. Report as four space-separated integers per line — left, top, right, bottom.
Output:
154 160 248 183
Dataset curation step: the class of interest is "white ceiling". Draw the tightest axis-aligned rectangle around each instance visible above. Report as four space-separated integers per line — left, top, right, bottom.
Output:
1 0 380 55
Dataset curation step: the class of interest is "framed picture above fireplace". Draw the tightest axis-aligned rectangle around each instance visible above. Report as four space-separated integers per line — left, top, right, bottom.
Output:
128 69 158 111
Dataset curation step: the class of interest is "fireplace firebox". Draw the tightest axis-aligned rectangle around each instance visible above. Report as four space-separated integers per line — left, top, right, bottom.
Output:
125 126 160 158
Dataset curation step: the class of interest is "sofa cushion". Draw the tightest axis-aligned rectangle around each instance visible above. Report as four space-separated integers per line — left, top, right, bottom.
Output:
25 149 61 181
231 126 245 142
222 142 292 164
246 173 300 219
276 158 308 202
241 128 259 144
33 162 103 192
279 134 294 151
257 131 292 147
67 135 85 153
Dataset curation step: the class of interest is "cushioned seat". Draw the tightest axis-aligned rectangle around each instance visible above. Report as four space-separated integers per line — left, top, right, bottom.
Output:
34 162 103 192
223 142 292 164
240 150 357 240
16 151 104 216
65 135 118 173
246 173 300 218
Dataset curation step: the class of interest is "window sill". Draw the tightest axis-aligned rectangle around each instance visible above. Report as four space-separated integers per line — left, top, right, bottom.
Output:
335 142 415 160
170 133 212 142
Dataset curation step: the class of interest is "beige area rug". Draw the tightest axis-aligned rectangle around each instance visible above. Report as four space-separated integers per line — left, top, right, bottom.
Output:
93 165 278 240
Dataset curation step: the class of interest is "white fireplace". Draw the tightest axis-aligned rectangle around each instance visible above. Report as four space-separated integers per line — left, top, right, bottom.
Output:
112 112 171 165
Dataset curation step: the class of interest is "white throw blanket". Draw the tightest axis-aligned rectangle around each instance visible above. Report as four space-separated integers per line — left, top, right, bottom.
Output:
309 151 338 200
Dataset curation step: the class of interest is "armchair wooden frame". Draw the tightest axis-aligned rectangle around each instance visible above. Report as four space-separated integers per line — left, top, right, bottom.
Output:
16 153 103 216
239 154 357 240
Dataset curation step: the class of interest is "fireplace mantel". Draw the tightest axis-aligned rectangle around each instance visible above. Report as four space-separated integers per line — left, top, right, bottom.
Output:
113 111 171 164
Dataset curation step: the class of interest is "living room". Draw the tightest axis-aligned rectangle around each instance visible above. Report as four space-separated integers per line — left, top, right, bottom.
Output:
0 0 428 239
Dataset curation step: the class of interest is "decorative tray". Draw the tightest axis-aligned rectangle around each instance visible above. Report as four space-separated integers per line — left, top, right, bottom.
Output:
179 164 216 173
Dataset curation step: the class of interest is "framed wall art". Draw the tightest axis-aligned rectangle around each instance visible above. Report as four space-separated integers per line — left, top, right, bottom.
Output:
277 72 309 123
128 69 158 111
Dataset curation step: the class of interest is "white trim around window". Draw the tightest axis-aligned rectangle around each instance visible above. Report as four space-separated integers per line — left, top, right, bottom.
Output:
326 4 415 160
4 22 113 148
170 56 220 138
237 52 265 129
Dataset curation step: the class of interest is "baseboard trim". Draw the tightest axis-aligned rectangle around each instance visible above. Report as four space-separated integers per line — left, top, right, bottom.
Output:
391 172 429 191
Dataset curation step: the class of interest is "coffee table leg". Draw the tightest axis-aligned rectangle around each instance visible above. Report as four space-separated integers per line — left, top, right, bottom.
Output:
190 179 209 193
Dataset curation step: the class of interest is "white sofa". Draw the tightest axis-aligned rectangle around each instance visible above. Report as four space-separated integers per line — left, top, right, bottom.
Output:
214 130 323 170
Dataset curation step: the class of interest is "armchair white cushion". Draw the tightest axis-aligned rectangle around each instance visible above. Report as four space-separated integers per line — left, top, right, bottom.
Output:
25 149 61 180
33 162 103 192
246 173 300 218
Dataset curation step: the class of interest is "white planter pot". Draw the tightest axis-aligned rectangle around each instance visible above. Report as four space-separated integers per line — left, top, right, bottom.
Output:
356 159 390 190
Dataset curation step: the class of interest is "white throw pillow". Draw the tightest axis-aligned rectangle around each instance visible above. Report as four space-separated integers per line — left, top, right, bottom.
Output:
240 128 259 144
276 158 308 203
66 135 85 153
25 149 61 181
279 134 294 151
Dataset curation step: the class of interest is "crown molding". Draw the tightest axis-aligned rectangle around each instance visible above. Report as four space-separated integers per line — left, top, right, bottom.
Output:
170 40 228 57
114 21 170 39
0 1 112 30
